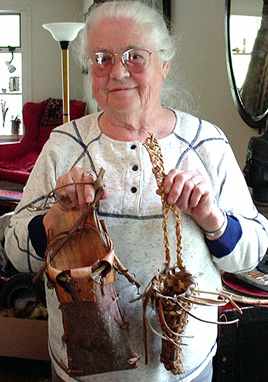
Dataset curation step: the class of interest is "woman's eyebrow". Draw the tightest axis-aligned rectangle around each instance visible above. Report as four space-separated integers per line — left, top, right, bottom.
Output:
92 45 144 53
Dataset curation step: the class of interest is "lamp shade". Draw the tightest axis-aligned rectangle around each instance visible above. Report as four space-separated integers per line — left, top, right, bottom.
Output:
43 22 84 42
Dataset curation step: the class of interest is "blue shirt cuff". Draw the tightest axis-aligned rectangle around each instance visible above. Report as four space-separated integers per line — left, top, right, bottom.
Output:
205 215 242 258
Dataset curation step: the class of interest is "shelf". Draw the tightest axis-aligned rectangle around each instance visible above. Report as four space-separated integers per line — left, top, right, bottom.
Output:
232 53 251 56
0 92 22 95
0 134 23 142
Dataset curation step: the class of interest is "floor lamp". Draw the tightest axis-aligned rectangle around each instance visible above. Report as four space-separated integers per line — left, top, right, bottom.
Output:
43 22 84 123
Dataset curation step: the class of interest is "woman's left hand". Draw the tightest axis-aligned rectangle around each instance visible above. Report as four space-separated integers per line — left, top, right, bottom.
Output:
162 169 224 232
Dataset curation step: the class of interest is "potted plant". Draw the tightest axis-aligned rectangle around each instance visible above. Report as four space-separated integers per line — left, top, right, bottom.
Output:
1 100 8 128
11 115 21 135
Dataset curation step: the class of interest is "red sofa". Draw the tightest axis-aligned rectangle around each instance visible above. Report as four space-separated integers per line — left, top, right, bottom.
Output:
0 98 86 185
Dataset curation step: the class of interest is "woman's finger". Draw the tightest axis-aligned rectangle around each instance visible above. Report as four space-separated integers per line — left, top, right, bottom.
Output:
174 177 195 210
163 169 179 194
188 181 207 209
76 173 87 206
83 172 97 204
165 171 194 205
55 173 77 209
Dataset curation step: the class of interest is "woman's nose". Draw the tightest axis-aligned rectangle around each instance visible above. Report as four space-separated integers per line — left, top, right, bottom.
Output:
109 57 130 80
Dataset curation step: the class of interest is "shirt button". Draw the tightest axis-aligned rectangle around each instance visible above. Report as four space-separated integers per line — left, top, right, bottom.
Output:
130 144 137 150
131 187 137 193
132 165 138 171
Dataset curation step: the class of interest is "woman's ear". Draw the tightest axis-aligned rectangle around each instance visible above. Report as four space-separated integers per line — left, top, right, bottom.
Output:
162 61 170 79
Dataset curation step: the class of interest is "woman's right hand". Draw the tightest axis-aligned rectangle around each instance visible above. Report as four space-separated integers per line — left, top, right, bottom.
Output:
54 166 99 209
43 166 104 237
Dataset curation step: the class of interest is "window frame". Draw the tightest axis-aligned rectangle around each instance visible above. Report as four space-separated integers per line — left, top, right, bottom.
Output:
0 4 31 138
0 12 21 48
0 0 32 110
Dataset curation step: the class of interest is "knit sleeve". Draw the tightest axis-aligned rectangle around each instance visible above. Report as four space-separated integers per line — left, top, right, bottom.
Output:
210 140 268 273
4 142 58 272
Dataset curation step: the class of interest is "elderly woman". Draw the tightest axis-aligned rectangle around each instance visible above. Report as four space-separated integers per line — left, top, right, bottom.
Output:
4 1 268 382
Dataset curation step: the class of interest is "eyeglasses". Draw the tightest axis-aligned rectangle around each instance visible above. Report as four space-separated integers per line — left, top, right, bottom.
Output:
89 48 152 76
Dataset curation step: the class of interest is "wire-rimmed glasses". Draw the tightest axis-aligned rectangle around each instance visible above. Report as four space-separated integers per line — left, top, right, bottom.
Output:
89 47 153 76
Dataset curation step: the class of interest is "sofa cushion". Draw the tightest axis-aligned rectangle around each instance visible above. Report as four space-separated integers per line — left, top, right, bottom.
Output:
0 151 39 183
0 99 86 185
40 98 63 128
38 125 54 150
37 98 87 150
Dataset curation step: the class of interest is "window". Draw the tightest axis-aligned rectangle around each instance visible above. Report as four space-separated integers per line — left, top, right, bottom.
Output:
0 12 22 136
0 14 21 47
230 15 261 89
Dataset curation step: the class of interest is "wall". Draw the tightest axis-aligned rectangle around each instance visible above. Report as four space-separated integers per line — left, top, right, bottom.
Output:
30 0 84 101
231 0 262 16
172 0 258 167
0 0 84 103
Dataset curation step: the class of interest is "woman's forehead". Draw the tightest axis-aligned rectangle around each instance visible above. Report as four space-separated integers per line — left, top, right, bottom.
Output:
88 17 153 51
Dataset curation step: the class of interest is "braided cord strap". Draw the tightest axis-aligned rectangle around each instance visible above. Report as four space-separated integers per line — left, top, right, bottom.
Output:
143 134 185 272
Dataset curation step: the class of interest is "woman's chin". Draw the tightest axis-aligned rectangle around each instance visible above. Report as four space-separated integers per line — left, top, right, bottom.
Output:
107 97 140 113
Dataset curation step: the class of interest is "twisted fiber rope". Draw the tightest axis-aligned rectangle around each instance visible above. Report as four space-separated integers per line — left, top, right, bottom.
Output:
143 134 184 272
143 135 241 374
143 134 190 374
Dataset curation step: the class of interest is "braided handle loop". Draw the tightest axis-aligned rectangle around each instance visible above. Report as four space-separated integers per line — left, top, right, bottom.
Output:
143 135 184 271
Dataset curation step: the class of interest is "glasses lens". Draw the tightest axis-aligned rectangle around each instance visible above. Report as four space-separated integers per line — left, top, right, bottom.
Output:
91 51 113 76
123 49 150 72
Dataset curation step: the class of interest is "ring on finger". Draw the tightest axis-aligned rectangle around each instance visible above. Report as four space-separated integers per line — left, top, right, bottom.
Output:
191 178 199 188
87 169 96 178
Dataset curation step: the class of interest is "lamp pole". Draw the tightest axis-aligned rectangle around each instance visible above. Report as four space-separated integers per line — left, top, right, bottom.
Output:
42 23 85 124
60 41 70 123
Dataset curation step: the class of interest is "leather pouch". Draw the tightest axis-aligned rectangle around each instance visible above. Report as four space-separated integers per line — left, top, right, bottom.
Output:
45 204 138 377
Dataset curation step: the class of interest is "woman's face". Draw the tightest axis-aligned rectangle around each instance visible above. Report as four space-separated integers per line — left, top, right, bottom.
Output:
88 18 169 116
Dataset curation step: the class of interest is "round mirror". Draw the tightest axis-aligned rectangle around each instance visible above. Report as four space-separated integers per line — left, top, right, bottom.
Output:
226 0 268 130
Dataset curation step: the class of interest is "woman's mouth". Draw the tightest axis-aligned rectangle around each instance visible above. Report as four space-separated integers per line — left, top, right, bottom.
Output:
109 88 130 92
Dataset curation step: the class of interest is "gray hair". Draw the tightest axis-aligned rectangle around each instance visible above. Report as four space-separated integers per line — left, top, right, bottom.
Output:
83 0 175 62
79 0 195 112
